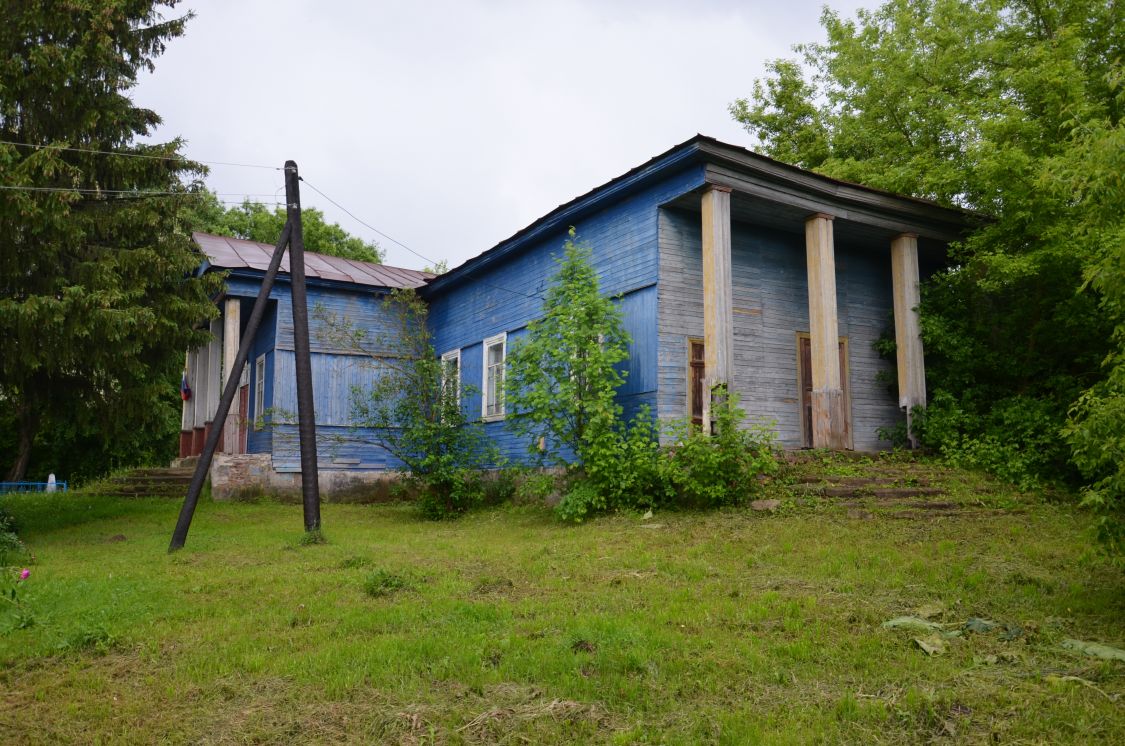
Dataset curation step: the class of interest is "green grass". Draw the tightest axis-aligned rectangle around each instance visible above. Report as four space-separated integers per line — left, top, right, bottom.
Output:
0 479 1122 744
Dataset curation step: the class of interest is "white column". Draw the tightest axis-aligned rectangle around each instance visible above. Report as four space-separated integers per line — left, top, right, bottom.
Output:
891 233 926 446
701 185 734 431
193 342 208 434
805 213 846 449
207 317 222 424
181 350 194 432
222 297 241 454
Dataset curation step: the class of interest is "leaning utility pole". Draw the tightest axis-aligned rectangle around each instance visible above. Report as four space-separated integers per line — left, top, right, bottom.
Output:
284 161 322 532
168 161 320 551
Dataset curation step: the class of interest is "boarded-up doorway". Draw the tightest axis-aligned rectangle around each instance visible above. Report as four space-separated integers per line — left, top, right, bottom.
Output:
797 334 852 449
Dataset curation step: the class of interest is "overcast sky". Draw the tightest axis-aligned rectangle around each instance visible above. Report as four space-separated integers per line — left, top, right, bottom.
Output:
135 0 870 270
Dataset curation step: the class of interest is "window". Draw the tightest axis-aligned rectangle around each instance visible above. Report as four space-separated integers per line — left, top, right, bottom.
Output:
441 349 461 410
253 353 266 429
482 333 506 420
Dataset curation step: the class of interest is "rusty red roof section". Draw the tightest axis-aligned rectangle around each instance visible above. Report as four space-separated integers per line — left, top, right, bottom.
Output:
193 232 434 289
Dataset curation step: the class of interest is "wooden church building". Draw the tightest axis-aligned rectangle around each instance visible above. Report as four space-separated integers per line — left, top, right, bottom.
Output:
178 135 968 496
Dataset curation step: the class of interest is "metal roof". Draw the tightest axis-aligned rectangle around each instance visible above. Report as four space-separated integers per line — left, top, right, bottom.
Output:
424 134 976 295
193 232 434 289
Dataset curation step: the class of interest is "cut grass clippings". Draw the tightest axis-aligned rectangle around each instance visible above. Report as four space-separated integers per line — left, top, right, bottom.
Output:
0 479 1122 744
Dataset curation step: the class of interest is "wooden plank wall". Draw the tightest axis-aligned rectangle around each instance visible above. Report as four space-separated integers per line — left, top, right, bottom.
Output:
268 283 411 470
245 301 277 454
426 169 704 466
657 207 901 450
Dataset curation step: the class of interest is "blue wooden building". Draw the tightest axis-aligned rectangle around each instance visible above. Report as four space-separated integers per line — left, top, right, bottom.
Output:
180 135 968 495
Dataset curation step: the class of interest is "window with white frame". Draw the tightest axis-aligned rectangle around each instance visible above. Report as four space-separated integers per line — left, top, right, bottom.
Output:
253 353 266 429
482 333 506 420
440 349 461 410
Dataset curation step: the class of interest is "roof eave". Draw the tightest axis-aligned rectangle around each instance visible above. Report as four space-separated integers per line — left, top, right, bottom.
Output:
422 137 709 296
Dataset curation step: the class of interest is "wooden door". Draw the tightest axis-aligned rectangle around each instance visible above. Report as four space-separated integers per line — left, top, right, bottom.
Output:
798 336 850 448
689 339 705 429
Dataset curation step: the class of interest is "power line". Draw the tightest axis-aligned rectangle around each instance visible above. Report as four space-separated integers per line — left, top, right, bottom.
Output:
0 138 280 170
0 184 280 198
298 178 438 266
299 177 544 301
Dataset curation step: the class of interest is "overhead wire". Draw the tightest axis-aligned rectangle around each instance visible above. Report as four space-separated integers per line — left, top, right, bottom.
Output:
299 177 544 300
0 143 545 300
0 138 280 170
0 184 281 198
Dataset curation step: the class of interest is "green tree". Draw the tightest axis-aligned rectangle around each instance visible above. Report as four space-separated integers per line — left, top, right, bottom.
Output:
186 192 383 264
316 289 494 519
0 1 220 481
504 230 671 521
505 230 630 466
730 0 1123 545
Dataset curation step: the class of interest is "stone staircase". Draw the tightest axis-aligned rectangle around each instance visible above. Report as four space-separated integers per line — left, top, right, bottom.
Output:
779 451 1016 519
89 466 195 498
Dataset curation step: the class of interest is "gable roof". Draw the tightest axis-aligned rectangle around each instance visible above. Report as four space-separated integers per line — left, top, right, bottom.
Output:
424 134 976 295
193 231 434 289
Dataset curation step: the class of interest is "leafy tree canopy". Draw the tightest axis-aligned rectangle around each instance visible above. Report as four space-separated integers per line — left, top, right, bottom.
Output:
0 1 221 481
731 0 1124 554
186 192 384 264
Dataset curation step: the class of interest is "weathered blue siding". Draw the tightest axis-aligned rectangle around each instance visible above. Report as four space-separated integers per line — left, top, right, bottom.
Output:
657 207 900 450
246 301 277 454
427 168 702 463
266 281 416 470
269 425 407 472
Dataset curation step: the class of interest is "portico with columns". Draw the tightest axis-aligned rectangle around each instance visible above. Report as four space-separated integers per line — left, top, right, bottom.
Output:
178 296 255 459
659 142 964 451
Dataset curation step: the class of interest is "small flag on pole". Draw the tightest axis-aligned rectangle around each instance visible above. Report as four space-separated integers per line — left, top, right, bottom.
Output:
180 370 192 401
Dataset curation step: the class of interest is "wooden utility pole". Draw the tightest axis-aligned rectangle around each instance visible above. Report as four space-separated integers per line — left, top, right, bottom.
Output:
169 223 292 551
168 160 321 551
284 161 322 531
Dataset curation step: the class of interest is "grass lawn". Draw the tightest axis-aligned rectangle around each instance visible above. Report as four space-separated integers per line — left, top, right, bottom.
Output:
1 465 1123 744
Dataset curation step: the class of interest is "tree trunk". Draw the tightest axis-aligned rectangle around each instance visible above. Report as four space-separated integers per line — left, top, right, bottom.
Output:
5 405 38 482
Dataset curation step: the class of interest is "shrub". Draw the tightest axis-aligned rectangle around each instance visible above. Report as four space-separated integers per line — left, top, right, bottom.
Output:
513 470 559 505
581 407 674 513
917 392 1068 491
664 392 777 508
555 481 606 524
413 468 485 521
1064 367 1125 566
555 396 778 521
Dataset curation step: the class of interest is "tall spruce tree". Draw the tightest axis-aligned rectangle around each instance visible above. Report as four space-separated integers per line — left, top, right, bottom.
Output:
0 1 220 481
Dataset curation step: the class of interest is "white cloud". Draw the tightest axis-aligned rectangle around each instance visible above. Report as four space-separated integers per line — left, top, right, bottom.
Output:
135 0 871 269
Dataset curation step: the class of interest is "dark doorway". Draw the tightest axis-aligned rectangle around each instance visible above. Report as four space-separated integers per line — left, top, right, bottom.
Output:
798 335 851 448
689 338 705 429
